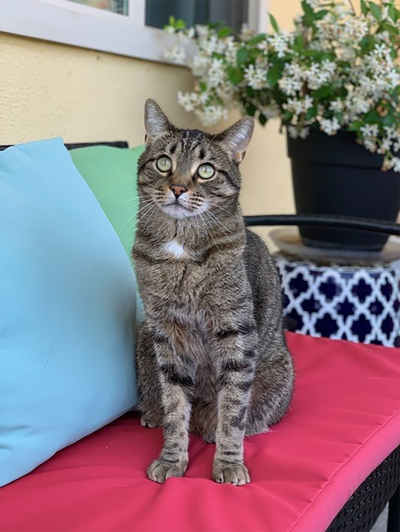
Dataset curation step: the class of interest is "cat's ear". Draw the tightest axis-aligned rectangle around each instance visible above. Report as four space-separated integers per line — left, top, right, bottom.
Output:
217 118 254 164
144 99 174 143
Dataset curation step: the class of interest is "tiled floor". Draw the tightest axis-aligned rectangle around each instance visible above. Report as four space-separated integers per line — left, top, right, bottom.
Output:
371 505 388 532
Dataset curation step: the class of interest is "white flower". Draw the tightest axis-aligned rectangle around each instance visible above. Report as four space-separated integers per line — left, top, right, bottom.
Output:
303 63 330 90
239 24 256 42
224 37 238 65
164 25 176 35
288 125 300 139
392 157 400 172
177 91 199 112
244 64 267 90
361 124 379 137
207 58 226 88
260 104 280 119
319 117 341 135
381 138 392 152
195 25 210 39
278 76 302 96
321 60 336 76
303 0 321 8
299 127 310 139
285 63 303 79
364 139 377 152
164 45 186 65
285 95 314 115
329 100 344 112
190 54 210 77
177 28 195 41
268 32 292 58
343 18 369 42
195 105 228 126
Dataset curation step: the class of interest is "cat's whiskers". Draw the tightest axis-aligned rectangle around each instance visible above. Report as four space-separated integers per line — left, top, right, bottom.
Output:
207 201 234 217
110 200 154 224
120 203 159 241
203 210 231 239
136 200 159 223
198 212 220 252
117 197 140 207
120 200 157 237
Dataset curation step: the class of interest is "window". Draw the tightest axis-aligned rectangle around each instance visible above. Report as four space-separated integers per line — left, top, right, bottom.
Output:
67 0 129 16
0 0 269 63
146 0 248 33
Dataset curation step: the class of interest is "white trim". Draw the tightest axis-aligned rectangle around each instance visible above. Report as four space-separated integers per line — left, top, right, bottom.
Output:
248 0 270 33
0 0 180 63
0 0 269 62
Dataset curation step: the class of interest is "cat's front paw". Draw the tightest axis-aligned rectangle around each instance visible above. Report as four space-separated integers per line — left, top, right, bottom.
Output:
147 459 186 483
213 461 250 486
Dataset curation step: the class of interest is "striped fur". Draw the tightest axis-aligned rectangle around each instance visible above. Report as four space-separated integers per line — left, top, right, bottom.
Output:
133 100 294 486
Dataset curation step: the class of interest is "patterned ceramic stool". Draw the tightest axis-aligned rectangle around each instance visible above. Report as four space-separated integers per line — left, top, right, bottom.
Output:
271 229 400 348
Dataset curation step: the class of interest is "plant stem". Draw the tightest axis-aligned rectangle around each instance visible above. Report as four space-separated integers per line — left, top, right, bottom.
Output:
347 0 357 14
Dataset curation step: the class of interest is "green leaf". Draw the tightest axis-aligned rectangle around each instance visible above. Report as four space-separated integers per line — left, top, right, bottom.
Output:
313 9 329 20
378 21 398 36
227 66 244 84
175 19 186 30
349 120 363 131
199 82 207 92
269 13 280 33
312 85 333 99
292 34 305 53
382 113 395 127
246 86 255 98
237 47 248 65
301 0 314 16
168 15 176 26
360 0 368 16
245 102 257 117
305 106 318 120
388 4 398 22
217 26 232 38
208 20 226 30
368 2 382 22
364 109 380 124
258 113 267 126
247 33 267 45
359 34 376 53
267 66 281 87
282 110 294 124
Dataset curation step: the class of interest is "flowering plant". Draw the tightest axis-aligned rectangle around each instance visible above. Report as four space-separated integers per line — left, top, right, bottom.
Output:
164 0 400 171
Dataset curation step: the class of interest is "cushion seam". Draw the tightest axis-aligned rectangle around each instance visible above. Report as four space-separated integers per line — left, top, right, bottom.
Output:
287 408 400 532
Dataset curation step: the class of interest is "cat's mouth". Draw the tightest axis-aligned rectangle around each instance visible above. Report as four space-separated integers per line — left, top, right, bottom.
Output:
162 200 193 219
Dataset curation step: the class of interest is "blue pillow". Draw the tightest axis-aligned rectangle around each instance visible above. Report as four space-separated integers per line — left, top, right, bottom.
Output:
0 139 138 486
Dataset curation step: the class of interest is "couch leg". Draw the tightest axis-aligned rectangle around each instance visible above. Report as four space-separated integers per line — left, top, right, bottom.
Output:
388 485 400 532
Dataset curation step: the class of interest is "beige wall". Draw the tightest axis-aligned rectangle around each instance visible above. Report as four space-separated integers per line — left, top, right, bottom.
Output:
0 0 301 245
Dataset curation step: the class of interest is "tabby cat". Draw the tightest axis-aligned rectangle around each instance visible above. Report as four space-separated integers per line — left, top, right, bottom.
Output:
133 99 294 486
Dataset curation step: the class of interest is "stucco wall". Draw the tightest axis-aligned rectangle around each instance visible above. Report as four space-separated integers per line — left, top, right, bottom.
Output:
0 0 301 244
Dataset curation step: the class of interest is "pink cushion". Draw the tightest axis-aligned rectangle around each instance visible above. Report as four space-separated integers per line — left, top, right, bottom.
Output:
2 334 400 532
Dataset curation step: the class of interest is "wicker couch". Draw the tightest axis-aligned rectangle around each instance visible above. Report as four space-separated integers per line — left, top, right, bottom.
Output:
1 141 399 532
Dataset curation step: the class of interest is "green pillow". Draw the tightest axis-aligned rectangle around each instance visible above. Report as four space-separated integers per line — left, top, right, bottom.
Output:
70 145 144 259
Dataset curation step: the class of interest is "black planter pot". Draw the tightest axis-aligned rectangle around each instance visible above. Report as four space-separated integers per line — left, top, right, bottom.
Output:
287 129 400 251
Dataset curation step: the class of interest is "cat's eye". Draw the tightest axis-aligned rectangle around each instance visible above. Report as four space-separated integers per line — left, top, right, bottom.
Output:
197 164 215 180
156 156 172 173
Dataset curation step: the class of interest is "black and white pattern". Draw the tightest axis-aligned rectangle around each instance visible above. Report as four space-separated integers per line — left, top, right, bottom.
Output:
275 253 400 348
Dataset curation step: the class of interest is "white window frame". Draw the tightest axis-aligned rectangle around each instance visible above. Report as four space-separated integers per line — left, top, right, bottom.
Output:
0 0 269 64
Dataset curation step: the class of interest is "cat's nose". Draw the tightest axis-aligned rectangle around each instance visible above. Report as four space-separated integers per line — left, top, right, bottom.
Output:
169 184 188 198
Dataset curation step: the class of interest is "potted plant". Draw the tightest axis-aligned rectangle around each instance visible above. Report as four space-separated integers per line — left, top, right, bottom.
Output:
163 0 400 251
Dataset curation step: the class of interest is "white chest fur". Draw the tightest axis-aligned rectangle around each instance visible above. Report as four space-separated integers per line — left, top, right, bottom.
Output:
163 240 187 258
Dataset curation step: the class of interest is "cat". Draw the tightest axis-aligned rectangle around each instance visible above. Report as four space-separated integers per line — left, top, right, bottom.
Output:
132 99 294 486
